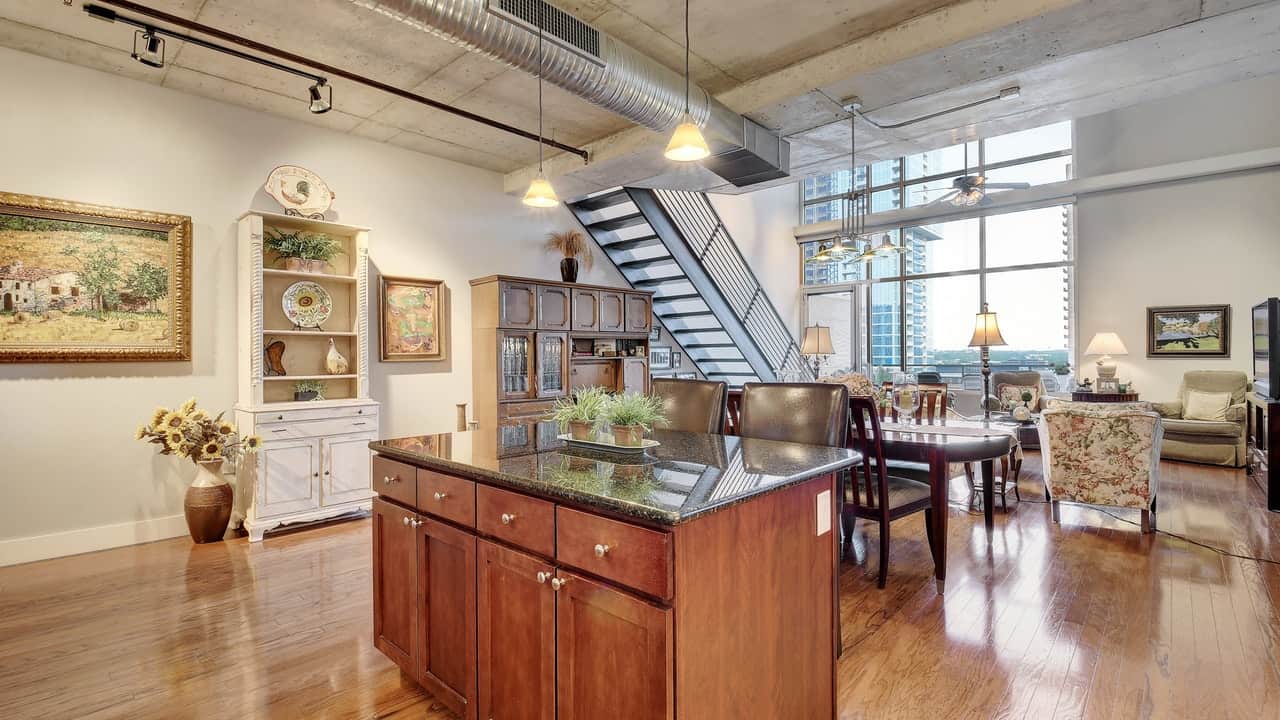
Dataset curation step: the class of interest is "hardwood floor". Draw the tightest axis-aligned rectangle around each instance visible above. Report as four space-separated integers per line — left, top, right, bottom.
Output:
2 454 1278 719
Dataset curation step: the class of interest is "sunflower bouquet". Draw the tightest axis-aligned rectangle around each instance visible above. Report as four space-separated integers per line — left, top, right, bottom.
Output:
136 398 262 465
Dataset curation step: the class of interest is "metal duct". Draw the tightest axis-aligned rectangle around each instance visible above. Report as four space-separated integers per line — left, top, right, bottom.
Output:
348 0 789 187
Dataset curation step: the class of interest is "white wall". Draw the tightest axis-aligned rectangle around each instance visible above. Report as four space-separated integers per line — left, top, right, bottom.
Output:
0 48 630 564
709 183 802 336
1074 73 1280 400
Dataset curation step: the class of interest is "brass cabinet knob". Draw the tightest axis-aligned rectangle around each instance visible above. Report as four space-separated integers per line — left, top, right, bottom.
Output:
382 475 396 485
536 571 550 584
410 518 423 528
594 543 610 558
402 516 411 526
550 577 568 591
433 491 448 501
500 513 516 526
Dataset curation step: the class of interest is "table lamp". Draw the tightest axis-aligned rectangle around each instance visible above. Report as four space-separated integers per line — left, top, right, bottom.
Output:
801 324 834 379
968 303 1007 419
1083 332 1128 391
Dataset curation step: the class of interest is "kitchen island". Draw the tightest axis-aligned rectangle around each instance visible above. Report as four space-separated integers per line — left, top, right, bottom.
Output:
370 421 859 720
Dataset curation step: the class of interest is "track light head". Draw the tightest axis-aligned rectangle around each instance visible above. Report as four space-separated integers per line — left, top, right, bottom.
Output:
308 80 332 114
131 28 165 68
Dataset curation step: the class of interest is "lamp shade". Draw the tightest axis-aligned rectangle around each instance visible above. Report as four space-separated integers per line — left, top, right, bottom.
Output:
664 114 711 162
801 325 835 356
1084 332 1128 356
522 174 559 208
968 304 1007 347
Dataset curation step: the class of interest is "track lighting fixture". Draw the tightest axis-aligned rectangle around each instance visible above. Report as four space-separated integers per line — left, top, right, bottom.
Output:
308 80 332 114
132 28 164 68
523 1 559 207
665 0 710 162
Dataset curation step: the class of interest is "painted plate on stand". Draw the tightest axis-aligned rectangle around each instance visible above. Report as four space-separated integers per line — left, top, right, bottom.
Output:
282 281 333 329
264 165 334 218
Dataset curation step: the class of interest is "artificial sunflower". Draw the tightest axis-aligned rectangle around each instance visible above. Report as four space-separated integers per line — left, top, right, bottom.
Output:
179 397 198 415
150 407 169 429
160 411 187 431
200 440 223 460
189 409 209 421
166 430 188 453
134 425 147 440
243 435 262 452
216 421 236 436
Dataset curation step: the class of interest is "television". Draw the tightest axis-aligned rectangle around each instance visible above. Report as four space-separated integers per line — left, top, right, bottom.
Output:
1253 298 1280 400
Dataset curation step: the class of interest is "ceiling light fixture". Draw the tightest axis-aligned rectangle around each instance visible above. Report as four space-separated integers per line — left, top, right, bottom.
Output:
307 80 332 114
523 2 559 208
664 0 710 162
131 27 164 68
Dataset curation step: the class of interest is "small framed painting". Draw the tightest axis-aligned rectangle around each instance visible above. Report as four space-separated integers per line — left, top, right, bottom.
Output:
676 372 697 380
672 351 682 368
380 275 446 361
1147 304 1230 357
650 345 672 370
649 322 660 342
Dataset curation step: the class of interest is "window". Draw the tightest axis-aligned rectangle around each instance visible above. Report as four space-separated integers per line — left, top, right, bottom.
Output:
800 121 1074 383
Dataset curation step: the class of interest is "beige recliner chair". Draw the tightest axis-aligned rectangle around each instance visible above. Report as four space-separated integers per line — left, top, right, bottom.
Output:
1152 370 1249 467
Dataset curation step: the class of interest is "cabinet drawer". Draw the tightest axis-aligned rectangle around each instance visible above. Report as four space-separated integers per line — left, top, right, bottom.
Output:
477 485 555 557
256 404 377 424
373 455 417 507
416 469 476 527
259 416 379 440
555 507 672 600
499 399 556 421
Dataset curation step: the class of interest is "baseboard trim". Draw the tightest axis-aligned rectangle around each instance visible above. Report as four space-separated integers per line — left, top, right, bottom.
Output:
0 514 189 567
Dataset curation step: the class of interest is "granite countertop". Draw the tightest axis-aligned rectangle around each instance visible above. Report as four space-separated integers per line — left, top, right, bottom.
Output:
370 421 861 526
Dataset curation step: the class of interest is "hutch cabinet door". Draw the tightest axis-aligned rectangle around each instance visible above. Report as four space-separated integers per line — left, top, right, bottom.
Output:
535 332 570 399
498 281 538 330
571 289 599 332
417 518 478 719
555 570 673 720
570 360 614 393
256 438 321 517
498 331 537 401
537 284 572 331
320 433 375 507
624 294 652 335
477 540 556 720
372 497 418 674
621 358 649 394
598 291 625 333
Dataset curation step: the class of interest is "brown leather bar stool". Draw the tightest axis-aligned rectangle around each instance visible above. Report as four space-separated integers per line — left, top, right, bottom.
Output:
652 378 728 434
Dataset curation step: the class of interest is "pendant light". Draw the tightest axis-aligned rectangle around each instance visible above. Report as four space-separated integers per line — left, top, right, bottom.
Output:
523 3 559 208
664 0 711 162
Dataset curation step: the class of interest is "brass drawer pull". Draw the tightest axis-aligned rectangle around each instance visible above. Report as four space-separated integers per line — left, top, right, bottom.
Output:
382 475 398 485
501 513 517 526
594 543 610 558
433 491 448 501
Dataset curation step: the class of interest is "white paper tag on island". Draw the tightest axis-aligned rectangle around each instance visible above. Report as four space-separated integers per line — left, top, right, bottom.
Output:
816 490 832 536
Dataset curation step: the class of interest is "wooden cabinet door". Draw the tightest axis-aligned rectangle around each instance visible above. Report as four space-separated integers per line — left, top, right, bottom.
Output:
256 438 320 517
498 331 537 401
320 433 375 507
537 285 572 331
621 358 648 394
570 360 614 392
598 291 625 333
372 497 418 675
499 281 537 330
624 294 652 335
571 289 599 332
417 518 478 720
535 332 569 399
478 540 556 720
555 570 673 720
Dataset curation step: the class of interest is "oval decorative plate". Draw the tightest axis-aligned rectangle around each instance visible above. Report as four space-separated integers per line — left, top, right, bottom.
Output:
264 165 334 218
281 281 333 329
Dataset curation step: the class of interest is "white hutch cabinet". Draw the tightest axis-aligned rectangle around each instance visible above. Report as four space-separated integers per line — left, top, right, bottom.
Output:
234 211 378 541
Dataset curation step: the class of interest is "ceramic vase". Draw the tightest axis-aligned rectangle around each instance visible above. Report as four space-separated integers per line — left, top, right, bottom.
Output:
560 257 579 283
611 424 644 447
185 460 233 544
284 257 327 274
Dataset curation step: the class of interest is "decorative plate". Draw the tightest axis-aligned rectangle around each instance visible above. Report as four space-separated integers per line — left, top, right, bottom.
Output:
559 434 660 455
282 281 333 329
264 165 335 218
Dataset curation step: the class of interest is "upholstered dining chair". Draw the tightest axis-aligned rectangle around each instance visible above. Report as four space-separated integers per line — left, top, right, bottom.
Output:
651 377 728 434
1038 403 1163 533
844 395 936 589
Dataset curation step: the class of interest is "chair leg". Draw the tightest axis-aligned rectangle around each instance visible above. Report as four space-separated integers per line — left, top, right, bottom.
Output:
963 462 975 489
877 519 890 589
1141 509 1153 534
1051 499 1061 524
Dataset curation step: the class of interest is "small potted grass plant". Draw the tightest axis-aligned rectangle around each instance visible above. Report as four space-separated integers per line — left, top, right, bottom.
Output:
548 386 610 441
602 392 667 447
265 228 344 274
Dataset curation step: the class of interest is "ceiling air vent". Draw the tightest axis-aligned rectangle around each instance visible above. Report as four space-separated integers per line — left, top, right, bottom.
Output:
489 0 602 63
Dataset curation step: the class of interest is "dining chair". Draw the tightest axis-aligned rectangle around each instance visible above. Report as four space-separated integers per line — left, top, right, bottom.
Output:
878 382 949 424
651 377 727 434
844 395 936 589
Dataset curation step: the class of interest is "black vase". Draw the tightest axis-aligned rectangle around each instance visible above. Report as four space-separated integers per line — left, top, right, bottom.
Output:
560 257 579 283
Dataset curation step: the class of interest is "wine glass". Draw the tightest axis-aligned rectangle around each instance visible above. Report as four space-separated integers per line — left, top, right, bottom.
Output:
891 373 921 423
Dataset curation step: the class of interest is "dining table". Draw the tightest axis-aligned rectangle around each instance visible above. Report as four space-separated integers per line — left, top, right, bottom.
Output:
875 417 1018 594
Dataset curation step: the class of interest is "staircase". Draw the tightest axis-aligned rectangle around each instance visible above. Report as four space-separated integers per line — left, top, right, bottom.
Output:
568 187 808 388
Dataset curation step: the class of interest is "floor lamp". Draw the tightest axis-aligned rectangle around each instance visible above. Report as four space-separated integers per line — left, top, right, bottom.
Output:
968 303 1007 419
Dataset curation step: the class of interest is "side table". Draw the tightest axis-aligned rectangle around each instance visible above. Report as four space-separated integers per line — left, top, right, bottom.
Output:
1071 391 1139 402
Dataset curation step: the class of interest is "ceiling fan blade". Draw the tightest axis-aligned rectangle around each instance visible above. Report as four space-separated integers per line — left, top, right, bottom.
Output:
982 182 1032 190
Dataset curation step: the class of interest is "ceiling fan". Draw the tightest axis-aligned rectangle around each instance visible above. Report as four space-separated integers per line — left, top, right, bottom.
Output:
926 143 1031 207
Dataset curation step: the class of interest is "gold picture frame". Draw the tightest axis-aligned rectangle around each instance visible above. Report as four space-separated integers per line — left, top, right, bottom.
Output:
380 275 446 362
0 191 192 363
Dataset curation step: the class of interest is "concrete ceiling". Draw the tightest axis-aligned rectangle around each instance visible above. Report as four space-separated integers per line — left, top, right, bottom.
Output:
2 0 1279 195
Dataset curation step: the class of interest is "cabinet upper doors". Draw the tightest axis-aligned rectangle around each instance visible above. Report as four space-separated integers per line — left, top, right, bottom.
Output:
417 518 478 719
321 433 375 507
257 438 321 517
499 332 536 401
598 291 625 333
499 281 538 330
571 289 599 332
372 498 417 674
536 332 569 399
478 540 556 720
624 294 652 335
537 285 572 331
555 570 673 720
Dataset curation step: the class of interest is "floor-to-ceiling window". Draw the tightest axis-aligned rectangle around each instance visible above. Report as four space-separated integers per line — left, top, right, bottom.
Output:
800 121 1074 387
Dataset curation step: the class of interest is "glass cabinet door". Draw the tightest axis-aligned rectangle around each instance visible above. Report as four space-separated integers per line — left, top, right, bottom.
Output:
500 332 535 400
536 332 568 399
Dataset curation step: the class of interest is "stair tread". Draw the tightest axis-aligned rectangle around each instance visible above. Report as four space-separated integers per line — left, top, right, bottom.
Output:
587 213 647 232
659 311 714 319
599 235 661 251
572 189 630 211
617 257 677 269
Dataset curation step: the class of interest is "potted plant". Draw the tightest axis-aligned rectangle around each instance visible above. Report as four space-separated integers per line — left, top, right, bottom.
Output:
265 228 344 273
136 398 261 543
547 386 609 440
293 379 326 401
545 229 593 283
601 392 667 447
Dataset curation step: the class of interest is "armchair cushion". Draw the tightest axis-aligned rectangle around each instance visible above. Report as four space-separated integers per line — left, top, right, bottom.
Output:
996 383 1040 410
1162 418 1242 438
1153 400 1183 419
992 371 1048 411
1184 390 1232 421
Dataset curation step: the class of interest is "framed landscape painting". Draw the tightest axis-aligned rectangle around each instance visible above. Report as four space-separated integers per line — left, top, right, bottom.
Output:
0 191 191 362
1147 304 1230 357
380 275 446 361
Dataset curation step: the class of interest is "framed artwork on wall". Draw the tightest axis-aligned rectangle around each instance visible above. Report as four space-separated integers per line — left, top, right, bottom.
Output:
676 372 697 380
649 322 660 342
1146 304 1230 357
672 351 682 368
650 345 672 370
0 191 192 363
380 275 446 361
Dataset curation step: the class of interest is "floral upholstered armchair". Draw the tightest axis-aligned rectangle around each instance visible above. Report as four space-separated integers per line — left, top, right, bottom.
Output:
1038 403 1163 533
